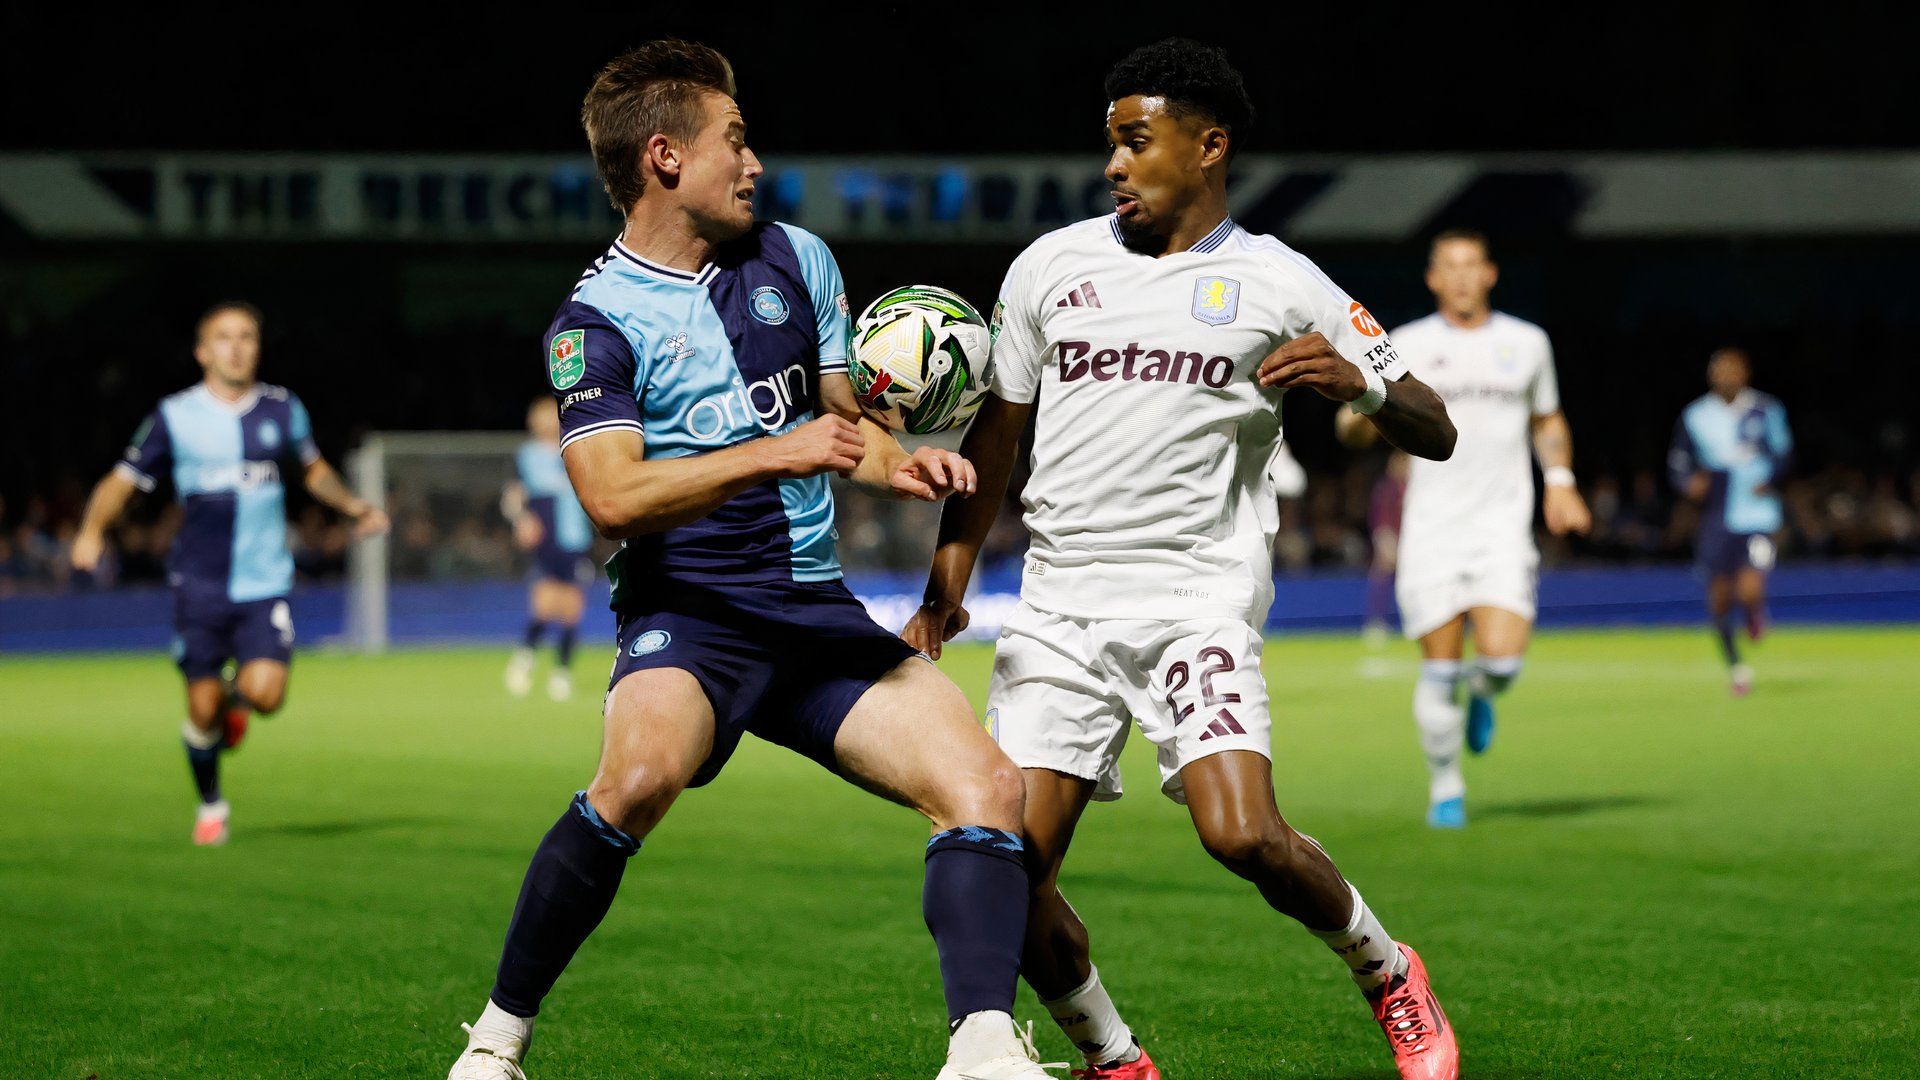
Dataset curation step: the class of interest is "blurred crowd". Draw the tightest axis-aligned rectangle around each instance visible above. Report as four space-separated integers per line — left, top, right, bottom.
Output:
8 462 1916 597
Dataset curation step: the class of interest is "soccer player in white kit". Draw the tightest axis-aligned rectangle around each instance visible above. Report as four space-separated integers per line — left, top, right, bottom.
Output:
906 39 1461 1080
1351 230 1591 829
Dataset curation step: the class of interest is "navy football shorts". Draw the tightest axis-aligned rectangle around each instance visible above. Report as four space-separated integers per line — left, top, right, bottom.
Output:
172 590 295 679
608 579 921 787
533 545 596 586
1696 528 1776 577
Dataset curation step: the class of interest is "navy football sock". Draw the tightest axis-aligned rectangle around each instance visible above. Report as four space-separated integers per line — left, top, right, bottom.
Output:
1714 615 1741 668
183 727 222 804
924 826 1030 1026
490 792 640 1017
523 621 548 649
556 627 576 668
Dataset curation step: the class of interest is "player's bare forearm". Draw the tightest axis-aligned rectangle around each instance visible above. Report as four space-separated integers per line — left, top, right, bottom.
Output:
304 459 372 518
849 418 912 496
818 374 974 502
1531 411 1592 535
78 469 138 537
565 417 863 539
925 393 1029 603
1531 411 1574 469
71 468 140 571
819 374 907 495
1256 333 1453 460
1366 376 1456 461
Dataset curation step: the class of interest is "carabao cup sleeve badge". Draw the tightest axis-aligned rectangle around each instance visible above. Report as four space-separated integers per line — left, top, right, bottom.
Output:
550 329 586 389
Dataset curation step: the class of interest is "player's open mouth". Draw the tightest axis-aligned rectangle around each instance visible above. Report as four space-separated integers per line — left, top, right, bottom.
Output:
1112 191 1140 217
736 187 755 203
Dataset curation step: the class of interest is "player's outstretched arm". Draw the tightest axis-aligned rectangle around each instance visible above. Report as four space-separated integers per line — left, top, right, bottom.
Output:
1531 411 1591 536
70 467 140 573
818 374 976 502
1257 332 1457 460
563 418 864 539
304 458 391 538
904 392 1031 658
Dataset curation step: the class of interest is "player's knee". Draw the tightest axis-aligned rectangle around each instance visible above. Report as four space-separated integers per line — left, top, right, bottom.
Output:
1196 813 1292 878
586 762 687 834
936 752 1026 832
246 685 287 715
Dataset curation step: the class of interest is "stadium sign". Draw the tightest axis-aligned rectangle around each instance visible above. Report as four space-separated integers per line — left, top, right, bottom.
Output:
2 151 1917 243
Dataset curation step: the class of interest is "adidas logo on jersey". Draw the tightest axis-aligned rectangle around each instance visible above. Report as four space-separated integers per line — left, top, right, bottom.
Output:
1054 281 1102 308
1056 339 1235 388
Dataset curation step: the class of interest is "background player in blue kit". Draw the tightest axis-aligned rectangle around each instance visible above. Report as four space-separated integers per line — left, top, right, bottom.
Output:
1670 346 1794 696
502 397 596 702
447 41 1057 1080
69 301 390 845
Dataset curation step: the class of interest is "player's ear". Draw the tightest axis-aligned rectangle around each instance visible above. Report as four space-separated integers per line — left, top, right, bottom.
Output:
644 132 680 184
1199 126 1230 171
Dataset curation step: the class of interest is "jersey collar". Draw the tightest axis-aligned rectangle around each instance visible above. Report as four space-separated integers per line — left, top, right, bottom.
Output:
197 382 262 415
1106 214 1240 256
610 238 719 286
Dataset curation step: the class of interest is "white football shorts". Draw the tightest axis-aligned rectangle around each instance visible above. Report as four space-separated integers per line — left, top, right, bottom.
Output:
1394 543 1539 640
985 601 1271 804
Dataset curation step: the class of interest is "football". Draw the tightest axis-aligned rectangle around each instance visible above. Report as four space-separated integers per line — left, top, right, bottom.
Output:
848 285 994 434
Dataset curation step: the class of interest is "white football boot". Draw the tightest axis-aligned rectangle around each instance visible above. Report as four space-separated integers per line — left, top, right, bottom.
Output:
934 1015 1068 1080
504 649 535 697
448 1022 529 1080
547 670 573 702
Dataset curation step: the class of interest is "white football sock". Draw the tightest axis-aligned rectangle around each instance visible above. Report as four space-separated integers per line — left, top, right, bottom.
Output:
1042 966 1139 1066
181 720 222 751
1414 660 1465 803
472 999 533 1059
948 1010 1018 1067
1309 883 1408 992
1467 653 1523 699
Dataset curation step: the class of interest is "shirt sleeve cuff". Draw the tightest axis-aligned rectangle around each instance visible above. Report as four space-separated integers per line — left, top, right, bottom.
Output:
114 460 157 492
558 419 643 453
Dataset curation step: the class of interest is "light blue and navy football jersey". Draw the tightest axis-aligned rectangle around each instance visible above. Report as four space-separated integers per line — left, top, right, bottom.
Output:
543 221 850 610
516 439 593 555
118 383 320 602
1669 390 1793 534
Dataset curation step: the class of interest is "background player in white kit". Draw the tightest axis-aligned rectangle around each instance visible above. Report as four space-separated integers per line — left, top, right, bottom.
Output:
907 39 1461 1080
1342 230 1591 829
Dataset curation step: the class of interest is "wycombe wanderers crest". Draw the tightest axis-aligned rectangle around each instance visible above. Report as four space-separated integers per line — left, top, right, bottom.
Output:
750 286 790 325
1192 276 1240 326
549 330 586 389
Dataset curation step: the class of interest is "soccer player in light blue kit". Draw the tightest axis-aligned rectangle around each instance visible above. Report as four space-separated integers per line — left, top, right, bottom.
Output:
502 397 596 702
70 301 389 845
1669 346 1793 696
447 41 1056 1080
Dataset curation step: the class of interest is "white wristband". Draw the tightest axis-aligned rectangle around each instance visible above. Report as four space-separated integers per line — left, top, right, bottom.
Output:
1543 465 1577 488
1349 365 1388 416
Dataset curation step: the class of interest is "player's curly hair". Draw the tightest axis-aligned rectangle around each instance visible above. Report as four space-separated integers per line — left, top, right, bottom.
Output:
583 39 738 215
1104 38 1255 156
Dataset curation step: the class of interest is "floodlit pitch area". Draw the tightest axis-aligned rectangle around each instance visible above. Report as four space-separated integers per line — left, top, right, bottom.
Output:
4 628 1914 1078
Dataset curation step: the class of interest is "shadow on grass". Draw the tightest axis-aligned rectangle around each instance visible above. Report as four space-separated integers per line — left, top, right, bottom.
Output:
1476 794 1665 819
243 816 444 838
1298 1072 1532 1080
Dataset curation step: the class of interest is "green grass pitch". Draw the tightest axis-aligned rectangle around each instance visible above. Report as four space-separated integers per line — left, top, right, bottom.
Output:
3 627 1916 1078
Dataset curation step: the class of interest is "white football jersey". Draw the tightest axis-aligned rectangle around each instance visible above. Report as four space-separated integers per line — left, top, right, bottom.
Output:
991 215 1406 622
1392 311 1560 554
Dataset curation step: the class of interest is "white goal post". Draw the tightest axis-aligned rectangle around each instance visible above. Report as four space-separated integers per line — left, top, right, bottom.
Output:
343 431 528 652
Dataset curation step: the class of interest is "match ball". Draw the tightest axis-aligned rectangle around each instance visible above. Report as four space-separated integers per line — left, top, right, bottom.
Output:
848 285 993 434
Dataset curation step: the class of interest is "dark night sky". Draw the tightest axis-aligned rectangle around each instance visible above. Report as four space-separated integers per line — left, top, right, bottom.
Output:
3 6 1913 156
